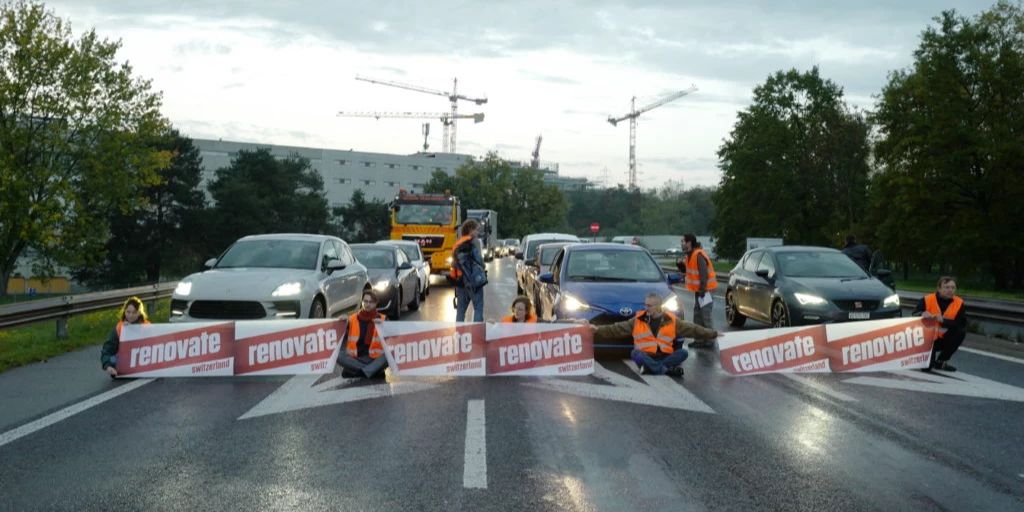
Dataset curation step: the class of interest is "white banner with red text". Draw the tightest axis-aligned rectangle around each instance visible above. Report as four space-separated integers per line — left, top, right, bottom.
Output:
718 317 937 376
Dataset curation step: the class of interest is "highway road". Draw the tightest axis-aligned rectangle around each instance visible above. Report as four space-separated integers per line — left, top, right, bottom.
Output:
2 258 1023 511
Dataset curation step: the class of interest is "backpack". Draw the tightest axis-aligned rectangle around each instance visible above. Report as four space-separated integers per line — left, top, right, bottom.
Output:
451 241 487 289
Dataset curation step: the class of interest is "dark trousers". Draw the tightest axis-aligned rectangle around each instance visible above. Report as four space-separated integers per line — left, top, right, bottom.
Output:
338 353 388 378
932 329 966 363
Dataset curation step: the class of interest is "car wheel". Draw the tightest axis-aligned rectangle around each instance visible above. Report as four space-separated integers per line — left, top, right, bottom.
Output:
388 288 402 320
408 281 421 311
421 274 429 300
771 299 790 328
725 290 746 327
310 297 326 319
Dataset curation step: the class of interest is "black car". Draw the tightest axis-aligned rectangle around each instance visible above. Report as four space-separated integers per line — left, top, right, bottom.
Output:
725 245 901 328
350 244 421 320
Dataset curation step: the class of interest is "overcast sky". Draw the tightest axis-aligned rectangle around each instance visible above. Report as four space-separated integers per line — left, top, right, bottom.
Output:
51 1 995 189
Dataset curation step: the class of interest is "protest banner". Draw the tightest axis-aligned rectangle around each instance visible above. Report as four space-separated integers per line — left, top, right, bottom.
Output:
379 321 486 376
116 322 234 377
822 317 936 372
233 319 345 376
485 323 594 376
718 324 829 376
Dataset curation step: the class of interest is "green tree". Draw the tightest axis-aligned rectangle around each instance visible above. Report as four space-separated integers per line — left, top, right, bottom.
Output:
424 153 569 238
332 189 390 242
0 1 169 295
206 148 330 249
871 2 1024 288
73 129 207 288
713 67 871 259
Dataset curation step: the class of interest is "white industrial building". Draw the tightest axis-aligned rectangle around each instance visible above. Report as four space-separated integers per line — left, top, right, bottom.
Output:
193 138 590 208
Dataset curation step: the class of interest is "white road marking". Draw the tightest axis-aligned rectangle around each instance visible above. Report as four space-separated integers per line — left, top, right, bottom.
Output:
238 374 438 420
781 373 859 402
463 399 487 489
844 371 1024 402
0 379 154 448
960 347 1024 366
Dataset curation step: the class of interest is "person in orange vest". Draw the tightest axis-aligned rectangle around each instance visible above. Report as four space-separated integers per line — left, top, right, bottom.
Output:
587 292 721 376
100 296 151 378
913 276 967 372
501 296 538 323
451 218 487 322
338 290 388 378
676 233 717 348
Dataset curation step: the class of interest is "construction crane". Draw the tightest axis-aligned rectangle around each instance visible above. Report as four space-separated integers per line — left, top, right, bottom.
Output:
607 85 697 189
336 111 485 153
421 123 430 152
530 135 542 169
355 75 487 153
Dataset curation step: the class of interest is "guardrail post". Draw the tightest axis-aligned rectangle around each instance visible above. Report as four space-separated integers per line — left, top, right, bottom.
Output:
56 315 69 339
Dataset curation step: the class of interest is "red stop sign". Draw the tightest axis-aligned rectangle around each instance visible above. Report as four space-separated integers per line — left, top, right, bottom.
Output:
590 222 600 233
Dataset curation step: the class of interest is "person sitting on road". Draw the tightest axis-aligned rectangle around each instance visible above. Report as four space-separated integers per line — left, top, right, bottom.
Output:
338 290 388 379
587 292 721 377
913 276 967 372
501 296 538 323
100 296 151 378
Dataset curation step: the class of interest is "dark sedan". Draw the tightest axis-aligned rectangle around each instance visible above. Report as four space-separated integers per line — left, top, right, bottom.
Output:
725 245 901 328
536 243 683 349
350 244 421 320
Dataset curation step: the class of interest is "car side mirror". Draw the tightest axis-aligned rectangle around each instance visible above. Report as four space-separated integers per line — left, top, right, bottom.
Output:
326 259 346 273
204 258 217 269
515 252 524 260
874 268 892 277
666 272 683 284
539 272 554 284
755 268 771 279
398 262 413 270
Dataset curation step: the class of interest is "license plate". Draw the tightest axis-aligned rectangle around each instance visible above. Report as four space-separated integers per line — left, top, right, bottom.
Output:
849 312 870 320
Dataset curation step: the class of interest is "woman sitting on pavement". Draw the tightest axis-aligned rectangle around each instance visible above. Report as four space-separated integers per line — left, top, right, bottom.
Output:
339 290 388 379
501 295 538 323
100 296 151 378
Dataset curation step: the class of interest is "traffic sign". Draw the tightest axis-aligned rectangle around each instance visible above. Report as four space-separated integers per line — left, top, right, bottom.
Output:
590 222 600 233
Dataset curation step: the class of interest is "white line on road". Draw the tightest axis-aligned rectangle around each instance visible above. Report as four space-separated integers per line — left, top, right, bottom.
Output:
463 399 487 489
0 379 154 448
960 347 1024 366
781 373 858 402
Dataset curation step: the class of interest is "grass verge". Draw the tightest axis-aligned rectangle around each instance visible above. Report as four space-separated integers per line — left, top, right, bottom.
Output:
0 298 170 373
894 280 1023 302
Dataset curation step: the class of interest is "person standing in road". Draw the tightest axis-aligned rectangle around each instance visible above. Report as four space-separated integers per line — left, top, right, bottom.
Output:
587 292 721 377
501 295 537 323
913 276 967 372
452 218 487 322
841 235 873 272
676 234 717 348
339 290 389 379
100 296 151 378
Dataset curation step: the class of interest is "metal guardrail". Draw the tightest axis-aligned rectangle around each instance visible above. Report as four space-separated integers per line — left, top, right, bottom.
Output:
0 282 178 336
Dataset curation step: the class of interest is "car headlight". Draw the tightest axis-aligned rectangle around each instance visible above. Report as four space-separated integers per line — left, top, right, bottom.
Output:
793 292 827 306
883 293 900 308
373 280 391 292
446 256 453 264
662 294 679 312
174 281 192 296
271 282 302 297
562 293 590 312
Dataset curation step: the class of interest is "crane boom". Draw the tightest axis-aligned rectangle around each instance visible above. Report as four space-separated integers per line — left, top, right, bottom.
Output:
355 75 487 104
605 84 697 189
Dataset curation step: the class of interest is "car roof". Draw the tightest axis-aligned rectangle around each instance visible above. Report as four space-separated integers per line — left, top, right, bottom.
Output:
238 233 339 243
375 240 419 247
523 233 580 242
536 241 576 251
757 245 841 254
350 243 397 251
565 242 649 252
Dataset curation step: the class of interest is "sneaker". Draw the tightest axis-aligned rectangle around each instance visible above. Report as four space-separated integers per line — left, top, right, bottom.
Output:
935 360 957 372
637 364 647 375
667 366 685 378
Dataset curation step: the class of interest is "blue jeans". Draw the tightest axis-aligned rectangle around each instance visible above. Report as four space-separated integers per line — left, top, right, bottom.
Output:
631 348 688 375
455 286 484 322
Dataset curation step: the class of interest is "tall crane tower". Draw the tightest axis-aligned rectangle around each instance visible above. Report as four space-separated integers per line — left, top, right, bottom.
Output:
336 111 485 153
530 135 542 169
607 85 697 189
355 75 487 153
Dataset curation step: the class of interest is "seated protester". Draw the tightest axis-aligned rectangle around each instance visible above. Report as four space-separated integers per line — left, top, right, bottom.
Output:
913 276 967 372
100 296 151 378
501 295 538 323
339 291 388 379
588 292 720 377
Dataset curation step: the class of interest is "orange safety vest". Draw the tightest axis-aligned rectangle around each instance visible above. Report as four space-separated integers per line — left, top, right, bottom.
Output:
501 314 537 323
115 319 151 338
924 293 963 338
685 248 717 292
347 313 386 359
632 310 677 354
449 235 473 280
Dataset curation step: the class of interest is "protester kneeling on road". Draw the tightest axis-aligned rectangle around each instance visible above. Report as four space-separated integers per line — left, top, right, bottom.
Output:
501 295 538 323
100 296 151 378
339 290 388 379
588 292 721 377
913 276 967 372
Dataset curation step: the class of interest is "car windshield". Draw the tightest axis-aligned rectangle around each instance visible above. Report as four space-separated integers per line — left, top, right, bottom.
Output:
352 247 396 268
216 240 320 270
395 203 453 225
539 245 564 265
566 250 663 282
777 251 869 278
527 238 573 259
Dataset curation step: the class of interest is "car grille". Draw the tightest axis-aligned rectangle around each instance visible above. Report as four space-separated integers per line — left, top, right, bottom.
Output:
402 235 444 249
833 300 880 311
188 300 267 319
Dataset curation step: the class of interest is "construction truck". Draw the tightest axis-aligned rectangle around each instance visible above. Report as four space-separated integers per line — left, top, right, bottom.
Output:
466 209 498 262
389 190 462 274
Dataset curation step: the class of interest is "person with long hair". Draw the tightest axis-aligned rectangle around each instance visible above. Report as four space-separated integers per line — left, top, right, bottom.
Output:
501 296 537 323
100 296 151 378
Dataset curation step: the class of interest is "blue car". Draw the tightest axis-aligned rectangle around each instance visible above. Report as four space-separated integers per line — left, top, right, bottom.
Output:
535 243 683 349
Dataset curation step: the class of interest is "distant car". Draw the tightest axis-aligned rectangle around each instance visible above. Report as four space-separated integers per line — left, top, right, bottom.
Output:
516 233 581 294
725 245 901 328
535 243 683 349
502 238 520 257
170 234 368 321
376 239 430 300
350 244 421 320
522 241 576 308
665 247 683 256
